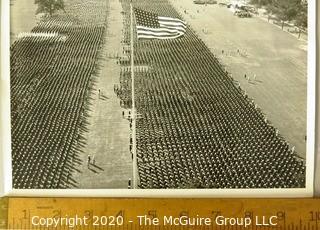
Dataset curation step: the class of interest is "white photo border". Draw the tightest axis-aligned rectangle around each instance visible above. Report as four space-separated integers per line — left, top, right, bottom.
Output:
314 0 320 197
0 0 316 197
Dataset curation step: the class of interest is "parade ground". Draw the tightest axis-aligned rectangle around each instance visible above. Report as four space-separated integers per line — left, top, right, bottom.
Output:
170 1 307 158
10 0 308 189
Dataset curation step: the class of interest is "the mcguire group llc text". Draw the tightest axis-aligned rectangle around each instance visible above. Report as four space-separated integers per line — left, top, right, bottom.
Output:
137 215 278 227
31 215 279 228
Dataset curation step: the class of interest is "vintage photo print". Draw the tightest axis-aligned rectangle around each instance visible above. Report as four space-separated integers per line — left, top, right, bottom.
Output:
0 0 316 197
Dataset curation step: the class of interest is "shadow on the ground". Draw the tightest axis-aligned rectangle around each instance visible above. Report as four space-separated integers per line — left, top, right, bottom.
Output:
88 163 104 174
100 95 110 100
91 163 104 171
88 167 99 174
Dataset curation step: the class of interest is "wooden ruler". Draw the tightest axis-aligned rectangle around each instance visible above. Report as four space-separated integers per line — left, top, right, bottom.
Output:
0 198 8 230
0 198 319 230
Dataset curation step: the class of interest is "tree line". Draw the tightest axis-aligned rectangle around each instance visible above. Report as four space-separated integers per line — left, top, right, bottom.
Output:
34 0 65 16
33 0 307 38
250 0 307 37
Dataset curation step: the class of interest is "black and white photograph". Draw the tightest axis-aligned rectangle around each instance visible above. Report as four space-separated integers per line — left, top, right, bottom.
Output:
0 0 316 196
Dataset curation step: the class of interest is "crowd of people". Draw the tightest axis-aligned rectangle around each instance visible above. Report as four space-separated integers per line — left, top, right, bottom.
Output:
11 0 108 188
10 0 306 189
120 0 305 189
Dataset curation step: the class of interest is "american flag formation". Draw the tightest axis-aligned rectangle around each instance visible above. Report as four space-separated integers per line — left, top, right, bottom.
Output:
134 8 187 39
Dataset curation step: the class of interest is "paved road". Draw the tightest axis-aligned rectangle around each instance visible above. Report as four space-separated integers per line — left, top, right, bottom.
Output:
71 0 132 189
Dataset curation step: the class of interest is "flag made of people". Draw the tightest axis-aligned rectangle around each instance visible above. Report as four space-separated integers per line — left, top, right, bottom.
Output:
134 8 186 39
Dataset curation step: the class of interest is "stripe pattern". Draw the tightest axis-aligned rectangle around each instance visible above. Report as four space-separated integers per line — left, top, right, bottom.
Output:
134 8 186 39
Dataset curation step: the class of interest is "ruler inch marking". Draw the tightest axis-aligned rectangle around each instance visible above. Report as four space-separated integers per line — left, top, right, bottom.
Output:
0 197 8 230
4 198 320 230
